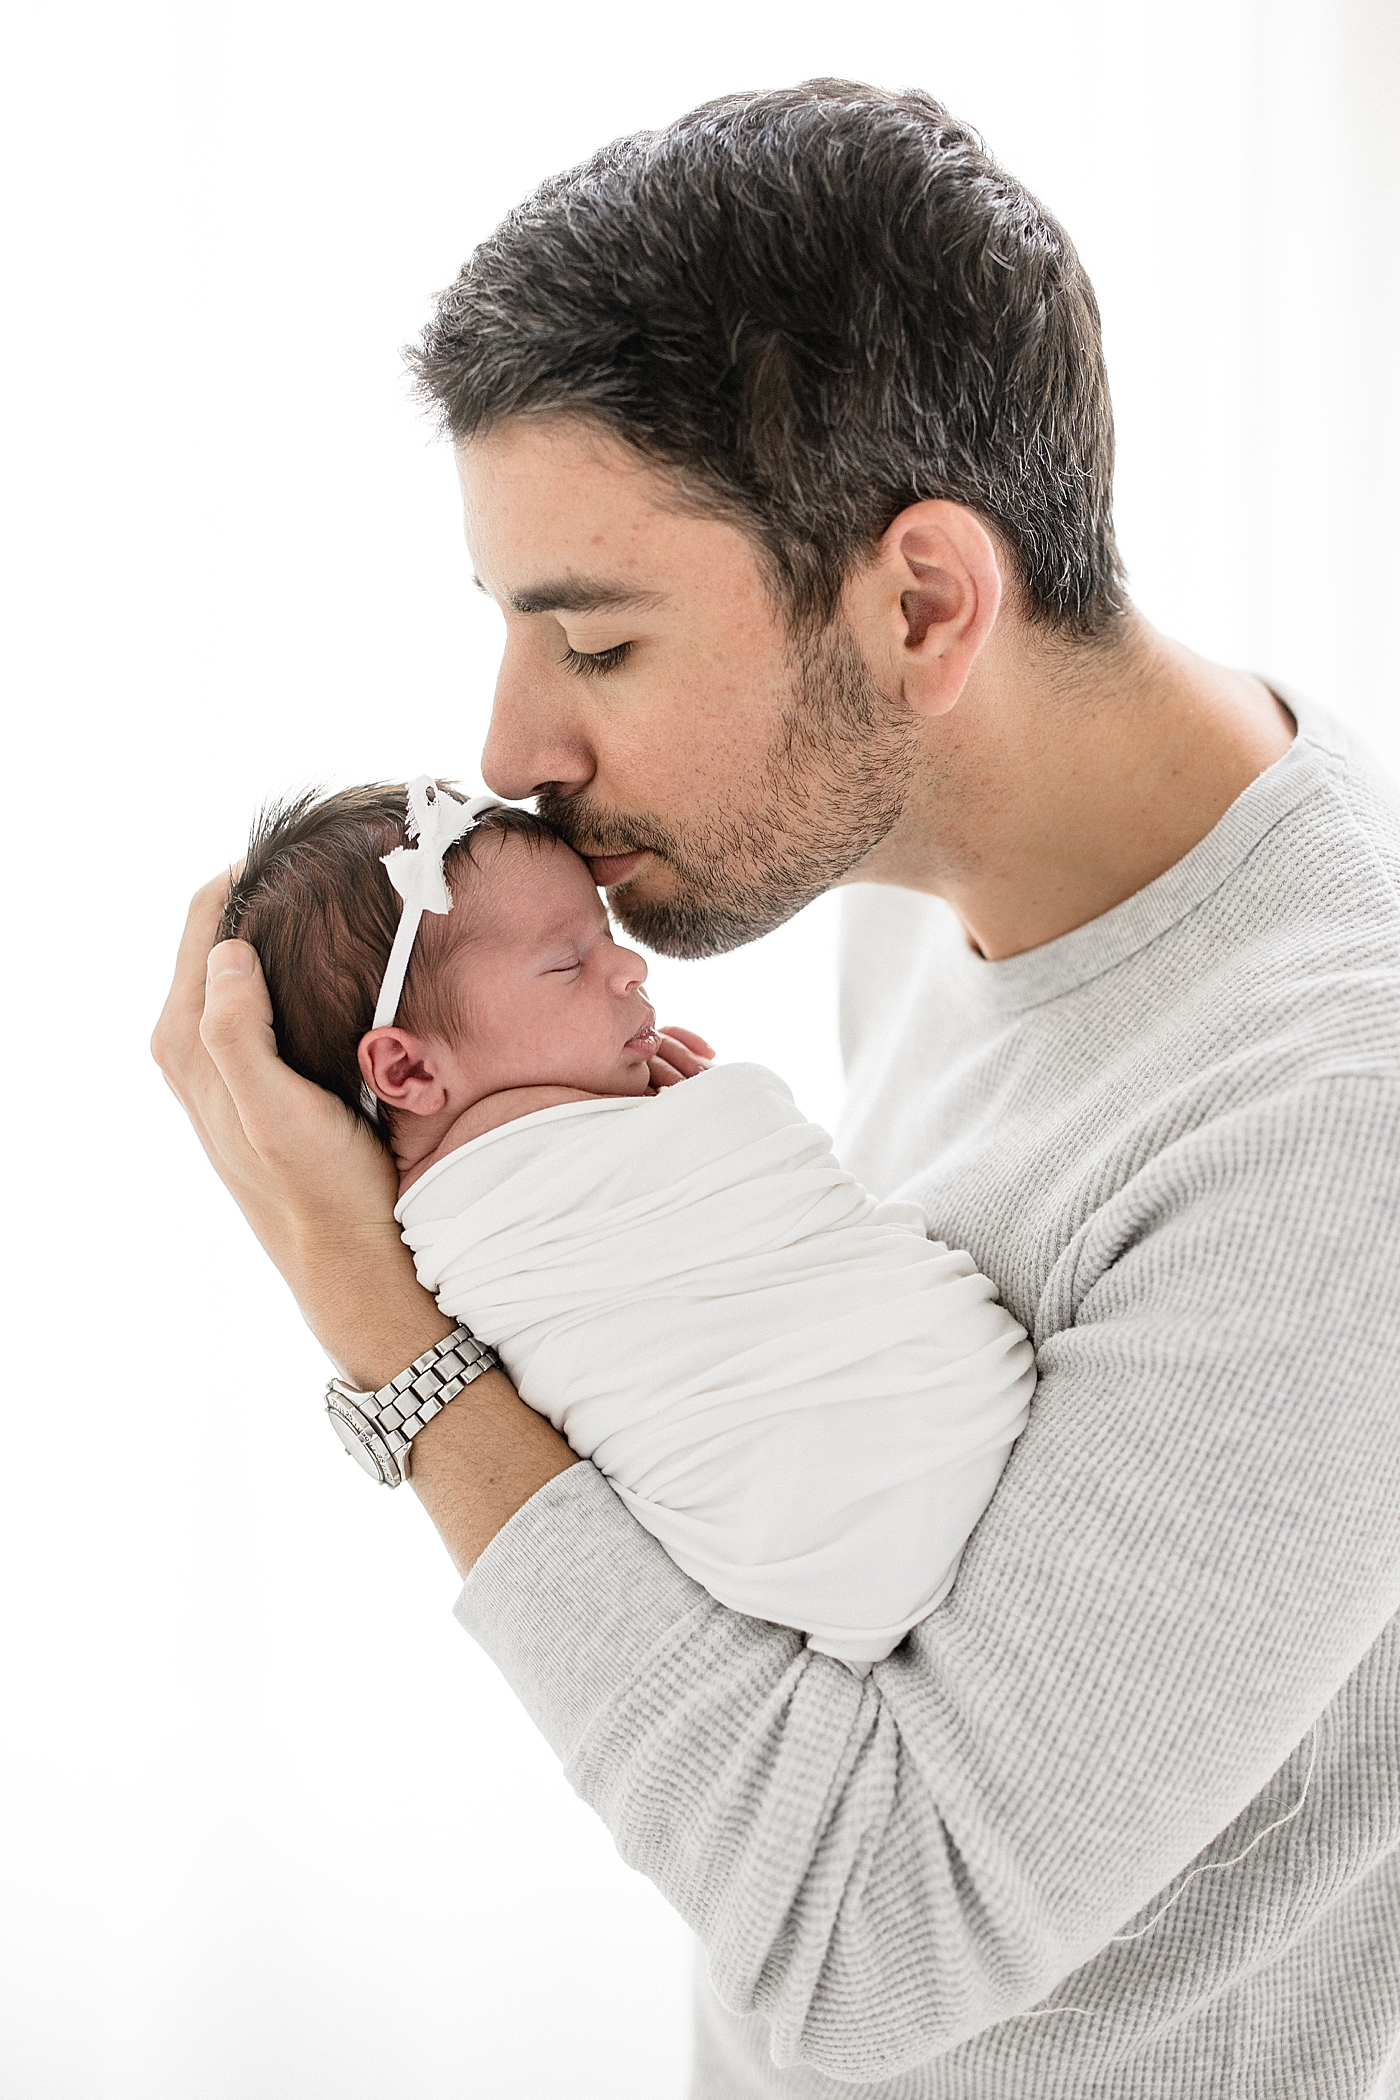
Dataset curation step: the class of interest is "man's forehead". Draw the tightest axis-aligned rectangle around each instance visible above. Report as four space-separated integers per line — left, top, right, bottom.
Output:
455 417 752 598
456 415 667 527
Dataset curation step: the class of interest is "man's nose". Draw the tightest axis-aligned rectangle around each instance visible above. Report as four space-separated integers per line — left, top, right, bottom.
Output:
480 646 595 802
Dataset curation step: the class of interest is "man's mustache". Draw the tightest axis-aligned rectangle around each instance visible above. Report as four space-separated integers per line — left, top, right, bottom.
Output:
535 792 676 862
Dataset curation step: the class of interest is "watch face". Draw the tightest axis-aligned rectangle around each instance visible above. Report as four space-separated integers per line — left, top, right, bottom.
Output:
328 1402 391 1482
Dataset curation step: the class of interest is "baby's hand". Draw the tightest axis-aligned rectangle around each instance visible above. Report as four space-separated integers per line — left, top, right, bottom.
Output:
648 1027 715 1089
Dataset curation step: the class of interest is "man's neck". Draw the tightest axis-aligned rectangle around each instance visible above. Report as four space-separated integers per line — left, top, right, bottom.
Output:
861 613 1296 961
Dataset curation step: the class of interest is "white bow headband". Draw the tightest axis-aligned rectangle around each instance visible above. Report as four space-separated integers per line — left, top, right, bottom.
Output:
361 776 499 1121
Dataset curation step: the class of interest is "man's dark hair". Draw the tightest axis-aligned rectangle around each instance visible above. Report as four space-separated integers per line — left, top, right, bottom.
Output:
406 79 1128 636
220 785 555 1131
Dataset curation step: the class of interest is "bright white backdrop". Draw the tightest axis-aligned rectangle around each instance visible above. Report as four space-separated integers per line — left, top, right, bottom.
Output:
3 4 1397 2096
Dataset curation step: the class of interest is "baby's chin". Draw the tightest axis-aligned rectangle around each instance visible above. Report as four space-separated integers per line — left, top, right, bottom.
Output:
610 1041 659 1095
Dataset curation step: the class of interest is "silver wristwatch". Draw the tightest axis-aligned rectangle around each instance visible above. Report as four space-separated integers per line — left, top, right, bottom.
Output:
325 1326 499 1487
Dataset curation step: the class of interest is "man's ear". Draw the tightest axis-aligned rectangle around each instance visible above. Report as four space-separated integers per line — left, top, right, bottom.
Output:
357 1028 449 1117
848 499 1003 719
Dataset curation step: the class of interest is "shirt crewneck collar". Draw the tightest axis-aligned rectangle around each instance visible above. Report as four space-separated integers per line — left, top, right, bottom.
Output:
946 687 1343 1019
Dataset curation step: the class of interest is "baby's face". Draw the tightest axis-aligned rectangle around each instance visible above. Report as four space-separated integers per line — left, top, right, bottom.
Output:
429 833 658 1099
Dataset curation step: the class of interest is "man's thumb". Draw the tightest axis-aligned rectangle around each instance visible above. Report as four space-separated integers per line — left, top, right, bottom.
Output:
200 940 277 1077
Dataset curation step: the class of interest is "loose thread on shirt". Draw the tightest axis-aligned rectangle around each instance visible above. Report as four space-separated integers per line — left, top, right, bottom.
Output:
1014 1723 1320 2021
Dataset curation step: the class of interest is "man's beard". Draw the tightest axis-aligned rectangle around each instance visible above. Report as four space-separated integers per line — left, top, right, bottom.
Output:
537 619 920 959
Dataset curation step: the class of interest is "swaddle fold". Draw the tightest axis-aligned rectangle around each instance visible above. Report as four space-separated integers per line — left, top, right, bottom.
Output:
397 1063 1034 1664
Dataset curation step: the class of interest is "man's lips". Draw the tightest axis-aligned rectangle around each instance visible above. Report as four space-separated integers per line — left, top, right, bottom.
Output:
586 850 648 888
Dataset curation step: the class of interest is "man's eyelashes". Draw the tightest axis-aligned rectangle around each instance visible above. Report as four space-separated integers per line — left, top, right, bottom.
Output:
561 642 634 677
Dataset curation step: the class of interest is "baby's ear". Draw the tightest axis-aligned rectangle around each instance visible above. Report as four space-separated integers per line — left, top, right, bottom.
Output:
357 1028 449 1117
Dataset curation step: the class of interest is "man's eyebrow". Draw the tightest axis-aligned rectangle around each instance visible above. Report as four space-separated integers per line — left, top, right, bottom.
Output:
472 574 666 617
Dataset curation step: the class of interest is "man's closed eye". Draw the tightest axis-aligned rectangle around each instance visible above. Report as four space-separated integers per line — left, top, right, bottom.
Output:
561 642 634 676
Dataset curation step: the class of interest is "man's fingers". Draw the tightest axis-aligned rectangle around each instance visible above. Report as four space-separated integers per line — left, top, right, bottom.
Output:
199 939 283 1101
200 939 367 1174
151 868 237 1081
153 860 401 1273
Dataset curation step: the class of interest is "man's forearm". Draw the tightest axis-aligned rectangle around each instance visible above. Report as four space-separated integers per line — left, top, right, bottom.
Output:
153 881 579 1573
411 1370 579 1575
294 1223 579 1575
291 1219 455 1390
457 1086 1400 2077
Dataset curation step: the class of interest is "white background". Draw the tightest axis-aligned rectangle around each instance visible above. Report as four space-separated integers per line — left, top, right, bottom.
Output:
3 3 1397 2095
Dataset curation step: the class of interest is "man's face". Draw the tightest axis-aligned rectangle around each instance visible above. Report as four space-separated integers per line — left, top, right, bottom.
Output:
458 416 919 958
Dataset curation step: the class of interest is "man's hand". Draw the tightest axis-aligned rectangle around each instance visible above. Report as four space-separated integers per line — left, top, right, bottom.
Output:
150 892 717 1581
153 877 393 1265
151 872 427 1383
647 1026 715 1089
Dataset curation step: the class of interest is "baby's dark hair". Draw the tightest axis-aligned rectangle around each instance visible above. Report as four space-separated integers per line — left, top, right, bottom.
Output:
220 783 557 1130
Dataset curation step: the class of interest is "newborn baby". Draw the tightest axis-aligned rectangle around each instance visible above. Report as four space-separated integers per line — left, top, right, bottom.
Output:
224 780 1035 1667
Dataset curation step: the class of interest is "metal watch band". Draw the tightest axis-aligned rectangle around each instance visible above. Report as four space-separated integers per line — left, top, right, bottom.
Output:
324 1325 499 1488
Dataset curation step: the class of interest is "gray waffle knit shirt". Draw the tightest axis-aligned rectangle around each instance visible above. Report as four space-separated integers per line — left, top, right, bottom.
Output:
458 693 1400 2098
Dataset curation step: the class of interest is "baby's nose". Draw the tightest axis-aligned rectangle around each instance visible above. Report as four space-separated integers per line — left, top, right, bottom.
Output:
616 947 648 990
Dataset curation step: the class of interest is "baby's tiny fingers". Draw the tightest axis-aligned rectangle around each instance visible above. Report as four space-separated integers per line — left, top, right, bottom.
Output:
660 1025 716 1062
647 1056 685 1089
654 1034 713 1078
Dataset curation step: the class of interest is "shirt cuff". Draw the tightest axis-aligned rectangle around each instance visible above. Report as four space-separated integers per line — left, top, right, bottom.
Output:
454 1460 709 1760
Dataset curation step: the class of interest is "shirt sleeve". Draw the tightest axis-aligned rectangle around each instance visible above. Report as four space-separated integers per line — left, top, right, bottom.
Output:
455 1074 1400 2081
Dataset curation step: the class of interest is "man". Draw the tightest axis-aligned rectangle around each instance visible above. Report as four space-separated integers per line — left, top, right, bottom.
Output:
155 82 1400 2096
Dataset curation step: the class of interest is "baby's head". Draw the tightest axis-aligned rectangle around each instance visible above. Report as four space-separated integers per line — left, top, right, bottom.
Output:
221 783 657 1139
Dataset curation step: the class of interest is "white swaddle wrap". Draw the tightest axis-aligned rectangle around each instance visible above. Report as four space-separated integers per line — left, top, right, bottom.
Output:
397 1063 1035 1665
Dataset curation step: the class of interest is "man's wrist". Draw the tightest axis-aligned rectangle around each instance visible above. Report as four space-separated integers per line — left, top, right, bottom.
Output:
276 1207 579 1574
408 1366 579 1574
